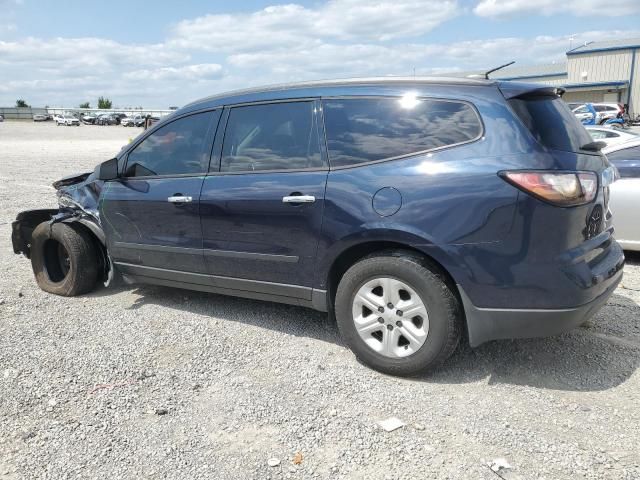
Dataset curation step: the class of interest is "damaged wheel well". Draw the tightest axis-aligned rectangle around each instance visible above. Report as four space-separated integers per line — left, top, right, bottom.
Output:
12 209 112 282
11 209 59 258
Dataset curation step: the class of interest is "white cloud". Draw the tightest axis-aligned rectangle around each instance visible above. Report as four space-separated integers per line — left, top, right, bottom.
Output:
226 30 640 83
474 0 640 18
170 0 459 51
0 37 187 71
0 0 639 108
123 63 223 81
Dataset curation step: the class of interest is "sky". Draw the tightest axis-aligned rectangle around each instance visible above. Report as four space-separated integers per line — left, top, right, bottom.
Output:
1 0 640 108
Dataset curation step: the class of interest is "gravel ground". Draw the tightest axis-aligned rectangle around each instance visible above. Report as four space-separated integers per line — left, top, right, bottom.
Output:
1 121 639 480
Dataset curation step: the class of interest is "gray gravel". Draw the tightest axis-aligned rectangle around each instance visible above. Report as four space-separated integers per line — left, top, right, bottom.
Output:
1 121 639 479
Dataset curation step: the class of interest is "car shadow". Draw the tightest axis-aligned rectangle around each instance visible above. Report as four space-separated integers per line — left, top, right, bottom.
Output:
624 250 640 266
87 283 640 393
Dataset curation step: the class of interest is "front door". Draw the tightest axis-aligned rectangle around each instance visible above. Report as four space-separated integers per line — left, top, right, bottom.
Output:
200 101 328 293
101 110 220 273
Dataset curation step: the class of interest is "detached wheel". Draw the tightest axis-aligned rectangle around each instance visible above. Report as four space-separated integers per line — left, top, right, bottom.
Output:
335 253 461 376
30 222 99 296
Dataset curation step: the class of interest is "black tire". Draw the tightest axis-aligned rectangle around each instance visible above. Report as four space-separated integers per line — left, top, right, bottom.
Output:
30 222 99 296
335 252 462 376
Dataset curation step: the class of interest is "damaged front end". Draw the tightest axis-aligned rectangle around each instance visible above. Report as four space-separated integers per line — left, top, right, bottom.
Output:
11 169 114 285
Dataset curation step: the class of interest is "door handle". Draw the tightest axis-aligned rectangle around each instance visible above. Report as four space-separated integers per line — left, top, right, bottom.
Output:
167 195 193 204
282 195 316 204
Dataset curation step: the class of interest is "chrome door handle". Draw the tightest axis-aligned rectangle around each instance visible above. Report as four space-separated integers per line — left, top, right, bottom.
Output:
167 195 193 203
282 195 316 204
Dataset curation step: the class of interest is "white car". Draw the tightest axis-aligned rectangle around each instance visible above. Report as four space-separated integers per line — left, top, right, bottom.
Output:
605 139 640 251
585 126 639 148
121 115 144 127
572 103 624 125
54 115 80 126
33 114 47 122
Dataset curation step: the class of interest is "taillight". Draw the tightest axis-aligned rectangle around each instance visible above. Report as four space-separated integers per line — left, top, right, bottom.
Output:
499 171 598 207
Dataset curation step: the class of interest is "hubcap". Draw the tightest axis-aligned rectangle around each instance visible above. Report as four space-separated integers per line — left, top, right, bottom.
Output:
352 277 429 358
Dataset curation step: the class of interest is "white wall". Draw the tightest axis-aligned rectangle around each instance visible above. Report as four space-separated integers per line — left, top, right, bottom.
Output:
567 50 632 83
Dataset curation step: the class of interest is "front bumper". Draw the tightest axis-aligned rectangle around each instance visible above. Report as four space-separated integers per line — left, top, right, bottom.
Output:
461 266 623 347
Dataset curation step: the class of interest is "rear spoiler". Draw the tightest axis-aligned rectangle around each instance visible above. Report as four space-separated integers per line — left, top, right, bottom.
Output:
498 82 565 99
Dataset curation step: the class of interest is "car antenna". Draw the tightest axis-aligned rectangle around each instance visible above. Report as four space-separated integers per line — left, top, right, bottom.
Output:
484 61 515 79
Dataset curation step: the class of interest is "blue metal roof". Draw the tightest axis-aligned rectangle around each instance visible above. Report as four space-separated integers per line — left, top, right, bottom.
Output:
561 80 629 89
567 38 640 55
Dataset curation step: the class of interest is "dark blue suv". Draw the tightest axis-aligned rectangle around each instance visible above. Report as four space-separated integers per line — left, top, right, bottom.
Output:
12 77 624 376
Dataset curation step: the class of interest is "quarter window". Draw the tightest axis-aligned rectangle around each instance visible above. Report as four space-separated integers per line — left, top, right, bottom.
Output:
322 97 482 167
125 111 217 177
221 102 323 172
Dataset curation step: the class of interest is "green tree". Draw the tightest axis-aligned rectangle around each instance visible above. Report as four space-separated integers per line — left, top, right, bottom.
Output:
97 96 112 109
16 99 29 107
79 102 90 109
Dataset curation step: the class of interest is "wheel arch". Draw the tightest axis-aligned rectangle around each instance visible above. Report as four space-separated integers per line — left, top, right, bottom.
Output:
324 239 464 325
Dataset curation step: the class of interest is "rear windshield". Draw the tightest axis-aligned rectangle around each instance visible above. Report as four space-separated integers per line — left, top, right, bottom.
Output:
508 95 594 153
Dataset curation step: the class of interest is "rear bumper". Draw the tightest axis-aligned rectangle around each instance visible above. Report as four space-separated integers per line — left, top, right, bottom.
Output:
461 268 622 347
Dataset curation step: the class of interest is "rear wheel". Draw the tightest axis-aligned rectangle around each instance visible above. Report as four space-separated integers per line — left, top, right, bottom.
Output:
335 253 462 376
30 222 99 296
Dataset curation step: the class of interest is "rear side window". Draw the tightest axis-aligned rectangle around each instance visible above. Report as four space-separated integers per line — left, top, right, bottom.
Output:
606 145 640 178
221 101 323 172
508 95 593 153
322 97 482 167
125 111 217 177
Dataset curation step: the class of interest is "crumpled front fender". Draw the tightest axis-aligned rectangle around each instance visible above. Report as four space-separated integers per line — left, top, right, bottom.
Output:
11 209 59 257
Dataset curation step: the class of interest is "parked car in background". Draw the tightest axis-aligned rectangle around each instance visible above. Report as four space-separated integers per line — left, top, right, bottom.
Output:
0 114 4 122
122 114 146 127
11 78 624 376
573 103 624 125
54 114 80 126
585 126 639 147
112 113 127 125
572 104 596 123
33 114 47 122
95 114 118 126
81 113 97 124
605 139 640 251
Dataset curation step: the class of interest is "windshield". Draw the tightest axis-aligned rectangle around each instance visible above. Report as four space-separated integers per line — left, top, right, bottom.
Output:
509 95 595 153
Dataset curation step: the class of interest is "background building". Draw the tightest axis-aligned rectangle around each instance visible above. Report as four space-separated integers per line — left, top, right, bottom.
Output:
486 38 640 115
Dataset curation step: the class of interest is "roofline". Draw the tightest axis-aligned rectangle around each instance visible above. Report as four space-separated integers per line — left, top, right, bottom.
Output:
567 44 640 56
496 72 566 81
183 76 496 108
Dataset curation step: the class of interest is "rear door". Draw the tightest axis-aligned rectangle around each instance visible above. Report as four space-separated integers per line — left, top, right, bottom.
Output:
101 110 220 273
199 100 328 294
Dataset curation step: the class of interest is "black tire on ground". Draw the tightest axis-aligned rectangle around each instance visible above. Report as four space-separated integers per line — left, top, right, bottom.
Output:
334 252 462 377
30 221 99 296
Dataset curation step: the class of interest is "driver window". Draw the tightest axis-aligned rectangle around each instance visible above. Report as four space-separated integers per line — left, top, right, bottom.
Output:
125 111 216 177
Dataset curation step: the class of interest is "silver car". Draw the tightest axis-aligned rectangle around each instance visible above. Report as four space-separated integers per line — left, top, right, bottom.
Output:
605 139 640 251
586 126 639 147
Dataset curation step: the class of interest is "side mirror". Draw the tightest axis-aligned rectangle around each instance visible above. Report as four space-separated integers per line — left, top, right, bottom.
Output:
97 157 118 181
